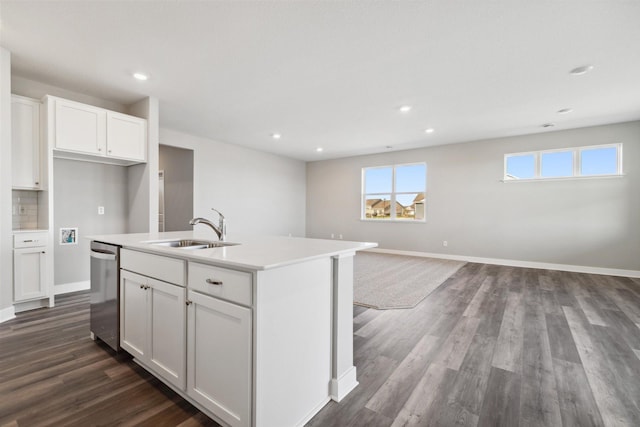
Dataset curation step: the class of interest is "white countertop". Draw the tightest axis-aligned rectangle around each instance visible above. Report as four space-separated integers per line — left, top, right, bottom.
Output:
88 231 377 271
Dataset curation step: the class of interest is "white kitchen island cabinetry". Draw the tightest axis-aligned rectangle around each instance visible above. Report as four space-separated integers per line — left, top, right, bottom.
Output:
187 289 251 427
47 96 147 165
120 250 187 390
90 232 376 427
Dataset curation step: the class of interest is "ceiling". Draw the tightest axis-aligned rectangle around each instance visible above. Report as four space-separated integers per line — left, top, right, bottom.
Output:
1 1 639 161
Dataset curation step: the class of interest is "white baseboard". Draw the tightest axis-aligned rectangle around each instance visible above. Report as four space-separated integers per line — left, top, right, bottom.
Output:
0 305 16 324
329 366 359 402
54 280 90 295
367 248 640 278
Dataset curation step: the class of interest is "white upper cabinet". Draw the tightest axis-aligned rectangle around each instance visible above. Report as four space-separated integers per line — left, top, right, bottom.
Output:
54 98 106 155
12 95 41 189
49 96 147 165
106 111 147 161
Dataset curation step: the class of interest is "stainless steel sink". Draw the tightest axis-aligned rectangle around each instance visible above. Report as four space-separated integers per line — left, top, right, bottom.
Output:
148 239 239 249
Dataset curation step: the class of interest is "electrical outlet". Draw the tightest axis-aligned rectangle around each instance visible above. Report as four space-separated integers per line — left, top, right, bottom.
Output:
331 233 335 239
339 234 343 239
98 206 105 215
443 240 448 247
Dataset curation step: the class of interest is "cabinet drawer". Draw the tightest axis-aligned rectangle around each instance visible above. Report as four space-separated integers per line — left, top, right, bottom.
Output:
14 232 48 248
188 262 252 306
121 249 185 286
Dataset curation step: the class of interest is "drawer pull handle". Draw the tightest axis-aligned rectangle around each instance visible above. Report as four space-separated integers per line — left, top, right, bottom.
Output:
140 285 144 289
186 300 192 306
206 278 223 286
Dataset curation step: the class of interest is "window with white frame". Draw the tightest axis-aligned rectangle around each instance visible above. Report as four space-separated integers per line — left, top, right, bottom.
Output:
362 163 426 221
504 143 622 181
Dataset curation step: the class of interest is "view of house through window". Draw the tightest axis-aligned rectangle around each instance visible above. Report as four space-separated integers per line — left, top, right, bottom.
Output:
504 143 622 180
362 163 426 221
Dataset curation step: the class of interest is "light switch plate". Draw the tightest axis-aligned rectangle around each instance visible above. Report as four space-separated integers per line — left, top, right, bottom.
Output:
98 206 105 215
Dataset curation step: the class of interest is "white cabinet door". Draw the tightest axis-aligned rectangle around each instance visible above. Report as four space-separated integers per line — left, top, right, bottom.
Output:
120 270 148 360
187 290 252 427
120 270 187 390
13 247 47 302
11 96 41 189
106 111 147 161
148 277 186 390
54 98 106 155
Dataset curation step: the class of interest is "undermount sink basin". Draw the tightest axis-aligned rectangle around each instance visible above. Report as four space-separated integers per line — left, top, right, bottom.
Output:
148 239 239 250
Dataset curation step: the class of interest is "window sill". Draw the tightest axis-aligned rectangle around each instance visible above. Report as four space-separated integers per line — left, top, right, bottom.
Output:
501 174 624 183
360 219 426 223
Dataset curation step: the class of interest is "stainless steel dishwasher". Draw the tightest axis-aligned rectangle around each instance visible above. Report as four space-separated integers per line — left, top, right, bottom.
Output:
90 241 121 351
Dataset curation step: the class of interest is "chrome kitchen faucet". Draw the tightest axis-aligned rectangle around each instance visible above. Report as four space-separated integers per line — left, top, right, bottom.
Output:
189 208 226 241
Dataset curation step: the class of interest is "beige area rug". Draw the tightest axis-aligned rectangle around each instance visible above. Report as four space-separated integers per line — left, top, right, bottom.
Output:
354 252 466 309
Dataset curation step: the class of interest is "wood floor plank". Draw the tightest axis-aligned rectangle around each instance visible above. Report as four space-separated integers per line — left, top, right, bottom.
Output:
553 358 605 427
589 325 640 425
575 295 608 326
462 276 494 318
563 306 636 427
347 407 393 427
477 367 521 427
545 313 581 363
432 315 482 370
366 334 443 419
390 363 457 427
520 297 562 427
491 291 524 373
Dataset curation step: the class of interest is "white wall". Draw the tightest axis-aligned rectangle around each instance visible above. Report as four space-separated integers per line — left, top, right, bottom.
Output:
159 128 306 237
307 121 640 272
0 48 14 320
53 159 129 286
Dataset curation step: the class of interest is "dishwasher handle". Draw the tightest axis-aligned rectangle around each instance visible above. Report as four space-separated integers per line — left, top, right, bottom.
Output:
90 249 117 261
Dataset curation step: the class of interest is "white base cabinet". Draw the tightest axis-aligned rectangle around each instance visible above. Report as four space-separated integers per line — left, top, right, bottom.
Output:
13 231 50 305
13 247 47 302
120 270 186 390
187 290 251 427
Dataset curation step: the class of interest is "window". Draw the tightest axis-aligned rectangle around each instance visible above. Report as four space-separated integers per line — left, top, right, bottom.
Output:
362 163 426 221
504 143 622 181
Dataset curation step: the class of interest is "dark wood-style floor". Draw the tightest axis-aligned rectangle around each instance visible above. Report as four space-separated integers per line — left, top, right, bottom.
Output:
2 263 640 426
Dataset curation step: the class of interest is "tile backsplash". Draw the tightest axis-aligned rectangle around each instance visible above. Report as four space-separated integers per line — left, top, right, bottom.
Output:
12 190 39 230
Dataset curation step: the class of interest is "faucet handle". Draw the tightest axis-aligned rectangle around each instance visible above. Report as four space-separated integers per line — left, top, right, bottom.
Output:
211 208 225 219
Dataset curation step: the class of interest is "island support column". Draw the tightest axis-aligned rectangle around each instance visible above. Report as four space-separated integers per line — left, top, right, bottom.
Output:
330 252 358 401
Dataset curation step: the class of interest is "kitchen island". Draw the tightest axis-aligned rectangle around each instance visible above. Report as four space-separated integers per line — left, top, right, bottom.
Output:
88 231 376 427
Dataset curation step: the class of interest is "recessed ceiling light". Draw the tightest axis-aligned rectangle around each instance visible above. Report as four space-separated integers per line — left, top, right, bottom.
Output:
271 133 281 140
542 123 555 128
398 105 412 113
424 128 435 134
557 108 573 114
133 72 149 81
569 65 594 76
316 147 324 152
